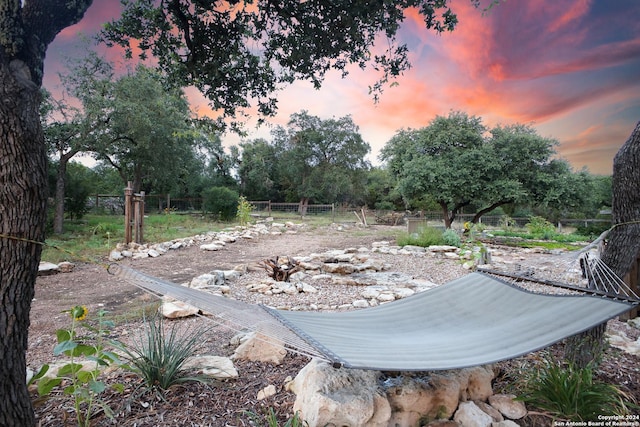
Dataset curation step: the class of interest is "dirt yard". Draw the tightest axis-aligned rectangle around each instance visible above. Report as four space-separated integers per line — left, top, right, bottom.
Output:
29 223 640 426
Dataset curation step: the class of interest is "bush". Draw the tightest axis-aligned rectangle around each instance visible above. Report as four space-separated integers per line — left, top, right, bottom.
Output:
236 196 255 226
442 229 461 247
397 226 446 247
115 315 208 392
202 186 239 220
525 216 556 240
518 358 632 421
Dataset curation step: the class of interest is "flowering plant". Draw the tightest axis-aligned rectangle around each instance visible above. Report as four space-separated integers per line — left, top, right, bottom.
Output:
33 306 125 426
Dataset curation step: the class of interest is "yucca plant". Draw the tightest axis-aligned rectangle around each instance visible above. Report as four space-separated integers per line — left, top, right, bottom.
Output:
518 358 632 421
116 315 209 392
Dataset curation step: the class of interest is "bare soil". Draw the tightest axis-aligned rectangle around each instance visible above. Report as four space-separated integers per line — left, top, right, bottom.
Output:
29 224 640 426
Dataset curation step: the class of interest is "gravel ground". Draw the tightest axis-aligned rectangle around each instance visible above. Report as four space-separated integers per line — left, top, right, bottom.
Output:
29 223 640 426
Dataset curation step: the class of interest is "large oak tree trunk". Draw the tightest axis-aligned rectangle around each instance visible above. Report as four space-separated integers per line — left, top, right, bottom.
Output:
54 152 70 234
0 60 48 426
566 121 640 367
1 2 93 423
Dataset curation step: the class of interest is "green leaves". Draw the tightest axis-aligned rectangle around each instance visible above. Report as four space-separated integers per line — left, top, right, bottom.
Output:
381 111 589 227
115 314 209 392
518 358 633 421
35 308 126 426
100 1 473 126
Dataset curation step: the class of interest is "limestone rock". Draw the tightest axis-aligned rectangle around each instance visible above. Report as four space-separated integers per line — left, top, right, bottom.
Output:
183 355 238 379
290 359 391 427
57 261 75 273
38 262 59 275
491 421 520 427
232 332 287 365
453 401 493 427
322 263 358 275
159 299 199 318
148 249 160 257
428 245 458 253
488 394 527 420
474 400 503 423
607 331 640 356
190 272 225 288
200 243 223 251
257 384 277 400
352 299 370 308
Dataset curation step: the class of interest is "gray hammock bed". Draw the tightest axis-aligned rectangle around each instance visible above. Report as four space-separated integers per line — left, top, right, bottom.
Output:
110 264 639 371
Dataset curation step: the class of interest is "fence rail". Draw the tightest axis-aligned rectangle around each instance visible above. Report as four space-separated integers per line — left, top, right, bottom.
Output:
88 194 610 230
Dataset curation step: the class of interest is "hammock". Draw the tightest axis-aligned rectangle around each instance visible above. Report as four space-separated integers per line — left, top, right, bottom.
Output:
110 257 639 371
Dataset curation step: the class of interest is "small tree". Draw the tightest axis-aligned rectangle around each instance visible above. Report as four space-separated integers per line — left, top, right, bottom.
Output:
202 186 239 221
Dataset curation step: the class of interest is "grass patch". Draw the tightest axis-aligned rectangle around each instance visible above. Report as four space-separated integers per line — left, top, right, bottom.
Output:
517 357 634 421
397 226 448 247
43 214 221 263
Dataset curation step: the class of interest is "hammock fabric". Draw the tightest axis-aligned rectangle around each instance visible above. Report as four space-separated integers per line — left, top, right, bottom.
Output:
112 265 637 371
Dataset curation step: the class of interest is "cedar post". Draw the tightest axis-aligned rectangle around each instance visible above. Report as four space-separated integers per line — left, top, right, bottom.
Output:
134 191 145 244
124 182 133 244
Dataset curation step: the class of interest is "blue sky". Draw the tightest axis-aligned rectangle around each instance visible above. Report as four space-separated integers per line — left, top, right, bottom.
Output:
44 0 640 175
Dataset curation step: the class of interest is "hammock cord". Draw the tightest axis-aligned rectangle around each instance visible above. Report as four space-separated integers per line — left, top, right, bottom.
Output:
108 264 329 361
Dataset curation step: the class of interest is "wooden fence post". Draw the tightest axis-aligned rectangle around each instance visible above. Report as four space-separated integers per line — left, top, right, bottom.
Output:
124 182 133 244
134 191 145 244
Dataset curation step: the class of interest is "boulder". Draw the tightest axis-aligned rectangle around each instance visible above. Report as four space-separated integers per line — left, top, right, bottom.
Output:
453 401 493 427
183 355 238 379
607 331 640 356
190 272 225 289
200 243 223 251
159 299 199 319
57 261 75 273
289 359 391 427
488 394 527 420
38 262 59 275
322 263 358 275
232 332 287 365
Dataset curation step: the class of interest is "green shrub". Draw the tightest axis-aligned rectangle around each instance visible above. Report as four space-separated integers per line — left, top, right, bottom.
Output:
115 315 208 392
442 229 461 247
525 216 556 240
202 186 239 220
236 196 255 226
518 358 632 421
397 226 446 247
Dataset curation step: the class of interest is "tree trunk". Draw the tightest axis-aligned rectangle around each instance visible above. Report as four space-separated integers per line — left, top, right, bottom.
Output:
566 121 640 367
0 60 48 426
439 201 453 228
53 152 72 234
470 200 512 224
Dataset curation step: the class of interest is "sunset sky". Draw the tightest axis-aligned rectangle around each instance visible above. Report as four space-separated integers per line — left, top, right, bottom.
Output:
43 0 640 175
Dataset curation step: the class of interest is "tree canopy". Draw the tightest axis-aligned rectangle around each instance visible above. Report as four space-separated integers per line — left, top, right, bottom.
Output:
381 111 589 227
100 0 465 130
238 111 370 206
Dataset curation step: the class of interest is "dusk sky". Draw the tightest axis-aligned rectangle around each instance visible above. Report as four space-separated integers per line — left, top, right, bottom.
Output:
43 0 640 175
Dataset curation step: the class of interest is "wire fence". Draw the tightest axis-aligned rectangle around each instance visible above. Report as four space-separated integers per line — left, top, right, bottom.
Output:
88 194 610 230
